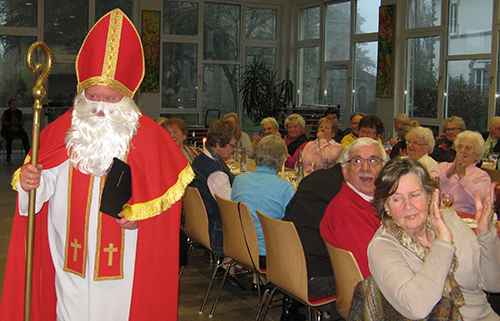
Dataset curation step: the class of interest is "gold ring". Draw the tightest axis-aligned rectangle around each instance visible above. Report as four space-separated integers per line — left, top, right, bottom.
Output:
27 179 30 184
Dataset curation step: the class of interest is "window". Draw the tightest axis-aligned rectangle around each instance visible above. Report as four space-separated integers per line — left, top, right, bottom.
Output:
203 3 240 61
44 0 89 55
0 0 38 27
162 43 198 109
246 8 276 41
297 46 319 105
403 0 494 132
355 0 380 34
0 36 37 106
446 59 490 129
449 3 457 34
324 1 350 62
299 6 320 40
447 0 492 56
405 37 440 118
407 0 442 29
353 42 378 114
163 1 198 36
161 1 279 127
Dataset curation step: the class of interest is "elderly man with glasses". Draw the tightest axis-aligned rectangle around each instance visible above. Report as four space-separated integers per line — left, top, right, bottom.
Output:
320 137 390 278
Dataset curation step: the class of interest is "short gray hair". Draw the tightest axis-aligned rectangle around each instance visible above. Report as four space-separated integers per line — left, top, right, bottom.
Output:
454 130 486 162
337 137 389 167
444 116 466 131
285 114 306 132
261 117 279 130
255 135 288 170
406 126 436 154
394 114 409 123
489 117 500 131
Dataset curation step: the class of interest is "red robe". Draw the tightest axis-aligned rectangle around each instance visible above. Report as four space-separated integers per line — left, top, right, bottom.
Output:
320 181 380 279
0 109 194 320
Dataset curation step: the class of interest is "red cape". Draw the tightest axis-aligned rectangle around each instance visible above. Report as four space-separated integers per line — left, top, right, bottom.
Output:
0 109 194 320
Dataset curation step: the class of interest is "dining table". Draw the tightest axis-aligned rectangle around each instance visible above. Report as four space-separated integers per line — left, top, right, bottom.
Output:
456 210 500 237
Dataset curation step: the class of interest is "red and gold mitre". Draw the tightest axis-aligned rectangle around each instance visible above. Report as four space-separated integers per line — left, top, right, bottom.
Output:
76 9 144 98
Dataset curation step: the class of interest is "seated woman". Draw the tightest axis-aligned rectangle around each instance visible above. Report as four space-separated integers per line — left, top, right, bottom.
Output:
231 135 297 319
389 119 419 158
431 131 491 214
389 114 410 146
191 120 242 282
157 117 201 163
369 157 500 320
284 114 309 168
223 113 252 158
231 135 295 268
405 126 438 173
301 117 343 173
252 117 281 151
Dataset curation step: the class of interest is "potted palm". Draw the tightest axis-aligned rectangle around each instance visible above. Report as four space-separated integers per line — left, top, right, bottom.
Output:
240 58 293 125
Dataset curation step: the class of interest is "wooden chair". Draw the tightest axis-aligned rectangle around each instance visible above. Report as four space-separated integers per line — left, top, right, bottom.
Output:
209 195 267 317
256 210 337 321
480 168 500 209
182 186 223 314
324 242 364 319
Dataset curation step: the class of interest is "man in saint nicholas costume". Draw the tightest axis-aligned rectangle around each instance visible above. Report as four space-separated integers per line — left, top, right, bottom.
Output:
0 8 194 321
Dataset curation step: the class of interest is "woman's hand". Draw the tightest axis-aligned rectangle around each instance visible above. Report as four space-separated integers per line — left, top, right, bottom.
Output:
252 133 261 149
116 212 139 230
399 148 408 157
428 189 453 243
447 155 467 179
20 164 43 192
474 182 497 235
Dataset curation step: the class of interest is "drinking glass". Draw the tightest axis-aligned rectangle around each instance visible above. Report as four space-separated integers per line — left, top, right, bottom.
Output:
228 152 236 170
441 193 454 209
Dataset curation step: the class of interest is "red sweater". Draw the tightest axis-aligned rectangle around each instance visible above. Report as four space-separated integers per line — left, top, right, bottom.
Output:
320 182 380 278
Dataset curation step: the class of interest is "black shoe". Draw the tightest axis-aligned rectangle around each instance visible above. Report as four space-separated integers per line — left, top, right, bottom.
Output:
280 296 306 321
227 275 246 290
251 283 268 295
217 266 246 290
6 156 11 162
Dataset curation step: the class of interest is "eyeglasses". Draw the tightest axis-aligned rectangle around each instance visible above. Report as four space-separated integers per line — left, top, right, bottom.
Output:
445 127 461 132
456 144 473 152
406 140 426 146
359 129 377 136
227 142 238 149
346 156 384 166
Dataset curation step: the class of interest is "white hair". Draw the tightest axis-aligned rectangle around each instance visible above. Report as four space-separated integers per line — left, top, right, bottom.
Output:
338 137 389 166
65 91 141 176
406 126 436 154
454 130 486 162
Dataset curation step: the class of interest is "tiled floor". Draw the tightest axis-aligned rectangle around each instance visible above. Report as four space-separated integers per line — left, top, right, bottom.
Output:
0 153 285 320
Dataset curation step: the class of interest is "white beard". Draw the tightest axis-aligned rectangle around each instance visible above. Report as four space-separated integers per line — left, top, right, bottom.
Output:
65 91 141 177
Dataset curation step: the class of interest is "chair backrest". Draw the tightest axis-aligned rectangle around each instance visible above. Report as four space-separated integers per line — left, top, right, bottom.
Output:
324 242 363 319
215 194 263 273
183 186 211 251
257 210 309 302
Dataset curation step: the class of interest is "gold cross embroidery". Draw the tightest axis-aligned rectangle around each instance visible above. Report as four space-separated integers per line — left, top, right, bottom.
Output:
104 243 118 266
71 238 81 262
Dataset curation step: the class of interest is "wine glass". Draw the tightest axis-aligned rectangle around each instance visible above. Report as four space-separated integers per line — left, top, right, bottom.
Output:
441 193 454 209
309 161 317 172
228 152 236 170
491 152 499 167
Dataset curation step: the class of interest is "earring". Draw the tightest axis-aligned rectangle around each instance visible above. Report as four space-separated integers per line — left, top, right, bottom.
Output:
385 210 391 217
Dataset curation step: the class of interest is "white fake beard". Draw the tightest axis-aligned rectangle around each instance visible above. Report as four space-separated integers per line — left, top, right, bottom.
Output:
65 91 141 176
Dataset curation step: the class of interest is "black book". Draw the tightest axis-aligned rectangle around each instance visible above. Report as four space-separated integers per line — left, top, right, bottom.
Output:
100 158 132 218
